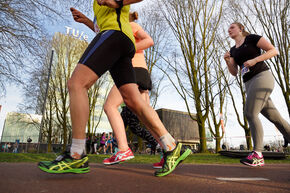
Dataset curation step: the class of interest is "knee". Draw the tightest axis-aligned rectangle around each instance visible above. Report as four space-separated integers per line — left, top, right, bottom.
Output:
67 77 84 93
123 97 142 113
244 109 257 122
244 110 251 121
103 102 112 115
67 76 92 93
103 101 119 115
67 78 77 93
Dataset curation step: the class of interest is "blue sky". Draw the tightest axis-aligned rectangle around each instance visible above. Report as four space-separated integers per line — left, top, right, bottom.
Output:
0 2 288 147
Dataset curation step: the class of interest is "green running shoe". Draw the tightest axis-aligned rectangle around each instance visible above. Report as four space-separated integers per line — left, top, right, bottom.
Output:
38 151 89 174
154 142 191 177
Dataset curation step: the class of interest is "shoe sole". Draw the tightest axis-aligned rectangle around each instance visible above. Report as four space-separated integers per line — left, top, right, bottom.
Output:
155 149 191 177
103 156 135 165
38 166 90 174
240 160 265 167
153 166 162 169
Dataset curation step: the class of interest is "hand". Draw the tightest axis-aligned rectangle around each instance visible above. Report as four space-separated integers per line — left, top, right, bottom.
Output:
243 58 257 68
224 51 230 62
70 7 88 24
97 0 119 8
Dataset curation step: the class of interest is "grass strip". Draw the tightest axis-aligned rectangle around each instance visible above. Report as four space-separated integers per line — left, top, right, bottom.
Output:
0 153 289 164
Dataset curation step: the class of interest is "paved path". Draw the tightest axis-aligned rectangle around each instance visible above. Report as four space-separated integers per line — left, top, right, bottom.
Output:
0 163 289 193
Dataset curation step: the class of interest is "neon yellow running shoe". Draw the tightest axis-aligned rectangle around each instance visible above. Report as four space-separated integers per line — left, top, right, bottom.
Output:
38 151 89 174
154 142 191 177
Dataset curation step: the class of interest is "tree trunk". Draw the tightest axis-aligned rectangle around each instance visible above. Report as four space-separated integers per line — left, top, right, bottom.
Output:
216 136 221 152
198 120 207 153
245 129 252 150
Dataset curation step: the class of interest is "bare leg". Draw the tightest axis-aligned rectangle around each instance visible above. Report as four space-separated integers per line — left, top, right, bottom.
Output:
68 64 99 139
119 84 168 138
104 85 129 151
140 90 162 146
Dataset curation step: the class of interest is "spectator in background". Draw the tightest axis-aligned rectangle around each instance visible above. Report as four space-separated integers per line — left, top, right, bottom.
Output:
106 132 113 154
86 135 92 154
12 142 19 153
98 132 107 154
3 143 8 152
7 142 11 152
93 135 98 154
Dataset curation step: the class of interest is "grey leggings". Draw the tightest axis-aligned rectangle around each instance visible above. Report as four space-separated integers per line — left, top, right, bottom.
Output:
244 70 290 152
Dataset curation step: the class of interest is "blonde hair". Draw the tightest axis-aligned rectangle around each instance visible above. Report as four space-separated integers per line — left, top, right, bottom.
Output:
129 11 138 22
232 22 250 36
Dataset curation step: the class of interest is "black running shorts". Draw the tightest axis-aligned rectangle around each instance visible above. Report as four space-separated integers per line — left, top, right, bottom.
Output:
134 67 152 91
79 30 136 88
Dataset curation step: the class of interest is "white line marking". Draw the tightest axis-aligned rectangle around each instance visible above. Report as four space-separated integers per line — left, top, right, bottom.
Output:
216 177 270 181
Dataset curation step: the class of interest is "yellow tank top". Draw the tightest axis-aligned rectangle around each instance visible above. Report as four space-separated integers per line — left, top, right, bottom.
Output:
93 1 135 45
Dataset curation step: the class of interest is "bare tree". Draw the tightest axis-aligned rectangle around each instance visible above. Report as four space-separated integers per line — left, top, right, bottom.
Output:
215 22 253 149
87 73 112 137
206 45 229 152
159 0 224 152
48 33 88 149
136 3 171 108
0 0 65 94
249 0 290 116
227 0 289 115
0 0 93 96
221 0 289 148
22 32 113 151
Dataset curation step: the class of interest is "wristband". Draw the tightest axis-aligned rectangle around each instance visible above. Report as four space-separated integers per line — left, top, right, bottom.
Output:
114 0 123 8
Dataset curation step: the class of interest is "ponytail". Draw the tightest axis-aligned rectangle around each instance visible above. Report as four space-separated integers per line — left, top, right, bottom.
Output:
129 11 138 22
233 22 250 36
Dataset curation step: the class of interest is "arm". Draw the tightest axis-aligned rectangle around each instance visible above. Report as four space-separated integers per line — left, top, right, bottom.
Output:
244 37 278 68
224 51 238 76
97 0 143 8
70 7 95 32
135 28 154 51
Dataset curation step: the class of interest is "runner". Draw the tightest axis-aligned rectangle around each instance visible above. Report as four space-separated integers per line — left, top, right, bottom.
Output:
224 22 290 167
102 11 161 165
38 0 191 177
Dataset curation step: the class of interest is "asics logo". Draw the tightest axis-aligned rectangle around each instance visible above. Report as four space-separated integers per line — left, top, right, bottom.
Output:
114 151 129 161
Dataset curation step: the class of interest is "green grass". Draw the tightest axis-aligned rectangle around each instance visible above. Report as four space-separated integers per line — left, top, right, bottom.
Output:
0 152 289 164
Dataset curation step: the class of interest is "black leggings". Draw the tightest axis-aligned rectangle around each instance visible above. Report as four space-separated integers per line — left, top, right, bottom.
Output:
121 106 158 148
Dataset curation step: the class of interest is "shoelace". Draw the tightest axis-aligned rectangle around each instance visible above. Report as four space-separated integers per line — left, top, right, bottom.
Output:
55 154 65 161
247 152 256 159
107 149 127 160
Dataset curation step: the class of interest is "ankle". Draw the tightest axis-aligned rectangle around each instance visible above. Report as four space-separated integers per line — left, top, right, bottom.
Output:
70 138 86 158
160 133 176 152
118 146 129 152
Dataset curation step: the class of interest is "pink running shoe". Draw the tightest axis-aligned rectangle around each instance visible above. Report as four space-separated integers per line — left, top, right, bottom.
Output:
103 148 134 165
153 157 164 169
240 151 265 167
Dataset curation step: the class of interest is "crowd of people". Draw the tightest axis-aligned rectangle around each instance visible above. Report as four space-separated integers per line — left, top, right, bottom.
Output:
85 132 116 155
1 142 18 153
85 131 160 155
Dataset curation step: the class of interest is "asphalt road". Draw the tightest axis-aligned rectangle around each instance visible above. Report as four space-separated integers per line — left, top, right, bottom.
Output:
0 163 289 193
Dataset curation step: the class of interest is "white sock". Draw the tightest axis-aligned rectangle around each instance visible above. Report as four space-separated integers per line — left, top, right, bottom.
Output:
160 133 176 152
70 138 86 158
255 151 262 157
